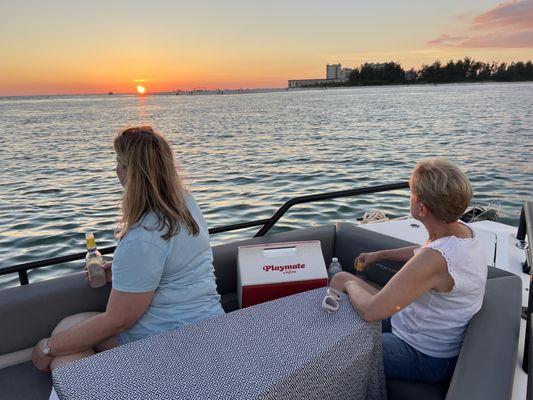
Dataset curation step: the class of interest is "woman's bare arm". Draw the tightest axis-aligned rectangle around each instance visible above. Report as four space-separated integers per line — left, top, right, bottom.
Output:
374 246 420 262
346 248 448 322
355 246 420 271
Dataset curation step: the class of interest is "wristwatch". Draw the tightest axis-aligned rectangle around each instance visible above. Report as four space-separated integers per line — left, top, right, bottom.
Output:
42 339 52 357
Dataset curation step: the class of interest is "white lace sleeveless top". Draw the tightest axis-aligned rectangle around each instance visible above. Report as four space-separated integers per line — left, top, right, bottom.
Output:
391 228 488 358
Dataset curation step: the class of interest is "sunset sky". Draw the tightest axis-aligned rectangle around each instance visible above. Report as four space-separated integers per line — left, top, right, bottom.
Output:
1 0 532 95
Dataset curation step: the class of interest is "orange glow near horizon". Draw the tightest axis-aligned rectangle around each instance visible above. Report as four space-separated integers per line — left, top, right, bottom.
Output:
1 2 532 96
136 85 146 95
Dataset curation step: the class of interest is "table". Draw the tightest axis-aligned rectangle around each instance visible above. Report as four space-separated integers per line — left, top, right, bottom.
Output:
52 288 386 400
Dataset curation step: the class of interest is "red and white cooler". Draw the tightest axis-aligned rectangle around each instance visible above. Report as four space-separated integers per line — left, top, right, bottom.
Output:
237 240 328 308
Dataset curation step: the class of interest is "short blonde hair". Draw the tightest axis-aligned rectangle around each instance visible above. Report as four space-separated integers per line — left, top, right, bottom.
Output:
410 157 472 223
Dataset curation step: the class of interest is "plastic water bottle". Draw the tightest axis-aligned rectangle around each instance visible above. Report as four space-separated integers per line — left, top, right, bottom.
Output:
328 257 343 281
85 232 107 288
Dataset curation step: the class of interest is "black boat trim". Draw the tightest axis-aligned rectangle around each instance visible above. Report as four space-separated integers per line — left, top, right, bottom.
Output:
522 201 533 380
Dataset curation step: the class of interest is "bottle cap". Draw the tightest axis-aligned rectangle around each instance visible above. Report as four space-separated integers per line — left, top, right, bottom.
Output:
86 232 96 249
332 257 338 262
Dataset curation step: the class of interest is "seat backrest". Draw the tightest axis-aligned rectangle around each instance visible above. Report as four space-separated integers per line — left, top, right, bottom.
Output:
212 225 335 295
446 275 522 400
0 274 110 356
335 222 415 286
335 222 517 285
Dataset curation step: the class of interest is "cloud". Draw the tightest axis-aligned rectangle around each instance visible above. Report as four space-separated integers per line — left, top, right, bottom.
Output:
428 0 533 48
427 34 469 45
460 30 533 48
473 0 533 30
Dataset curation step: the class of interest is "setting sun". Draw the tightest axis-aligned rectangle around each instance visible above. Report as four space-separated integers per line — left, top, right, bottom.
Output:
136 85 146 95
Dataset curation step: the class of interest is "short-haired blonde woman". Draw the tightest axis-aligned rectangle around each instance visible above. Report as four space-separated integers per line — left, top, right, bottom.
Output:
32 126 224 372
331 157 487 383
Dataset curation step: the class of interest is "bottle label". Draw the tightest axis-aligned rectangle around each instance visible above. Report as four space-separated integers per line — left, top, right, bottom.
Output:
87 259 103 268
87 260 107 288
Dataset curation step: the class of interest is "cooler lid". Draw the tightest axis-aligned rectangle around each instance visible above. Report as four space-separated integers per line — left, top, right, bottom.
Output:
238 240 327 286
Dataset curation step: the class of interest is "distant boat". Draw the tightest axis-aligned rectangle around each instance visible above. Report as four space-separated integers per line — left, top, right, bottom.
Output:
108 91 114 95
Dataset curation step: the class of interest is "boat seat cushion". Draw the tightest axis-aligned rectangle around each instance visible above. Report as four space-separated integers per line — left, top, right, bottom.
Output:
0 361 51 400
220 292 239 313
444 275 521 400
387 379 448 400
0 274 110 356
487 265 515 279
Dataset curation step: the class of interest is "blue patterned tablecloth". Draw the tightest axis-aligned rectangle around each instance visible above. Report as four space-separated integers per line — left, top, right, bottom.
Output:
52 288 386 400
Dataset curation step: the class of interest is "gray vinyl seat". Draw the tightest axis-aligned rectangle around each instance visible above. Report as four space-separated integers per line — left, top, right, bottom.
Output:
386 274 521 400
0 223 522 400
0 362 52 400
0 273 111 400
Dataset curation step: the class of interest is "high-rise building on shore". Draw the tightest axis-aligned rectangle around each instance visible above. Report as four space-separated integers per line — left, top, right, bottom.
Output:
326 64 341 79
288 64 354 88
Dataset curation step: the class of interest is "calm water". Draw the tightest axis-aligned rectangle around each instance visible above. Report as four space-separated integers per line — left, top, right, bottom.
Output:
1 83 532 288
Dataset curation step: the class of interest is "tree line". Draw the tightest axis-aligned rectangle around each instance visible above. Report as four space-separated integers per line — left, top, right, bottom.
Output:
347 58 533 85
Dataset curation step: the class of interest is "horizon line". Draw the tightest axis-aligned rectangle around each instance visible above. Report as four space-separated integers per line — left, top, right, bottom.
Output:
4 81 533 98
0 87 289 98
2 57 532 97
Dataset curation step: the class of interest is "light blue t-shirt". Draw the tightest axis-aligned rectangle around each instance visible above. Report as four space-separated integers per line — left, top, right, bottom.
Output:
112 193 224 344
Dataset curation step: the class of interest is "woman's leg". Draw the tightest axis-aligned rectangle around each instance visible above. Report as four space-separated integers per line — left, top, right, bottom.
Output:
383 332 457 383
94 335 120 352
51 312 100 336
49 312 119 370
382 317 392 333
382 333 421 380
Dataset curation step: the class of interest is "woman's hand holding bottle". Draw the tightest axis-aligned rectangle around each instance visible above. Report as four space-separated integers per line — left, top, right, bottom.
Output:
354 251 380 272
84 261 112 285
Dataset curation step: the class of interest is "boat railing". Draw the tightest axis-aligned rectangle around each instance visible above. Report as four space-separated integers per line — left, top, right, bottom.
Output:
0 181 410 286
518 206 530 274
522 202 533 396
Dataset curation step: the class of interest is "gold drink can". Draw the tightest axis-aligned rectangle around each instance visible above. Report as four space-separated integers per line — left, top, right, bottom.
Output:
355 259 365 272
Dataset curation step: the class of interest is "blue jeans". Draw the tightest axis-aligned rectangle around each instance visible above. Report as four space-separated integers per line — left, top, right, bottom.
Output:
382 318 458 383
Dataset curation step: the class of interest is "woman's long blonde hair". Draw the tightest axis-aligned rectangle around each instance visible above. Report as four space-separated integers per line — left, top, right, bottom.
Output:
114 126 199 240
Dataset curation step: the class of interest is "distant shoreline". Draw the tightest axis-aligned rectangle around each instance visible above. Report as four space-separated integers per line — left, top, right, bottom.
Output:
302 78 533 90
1 80 533 99
0 87 287 99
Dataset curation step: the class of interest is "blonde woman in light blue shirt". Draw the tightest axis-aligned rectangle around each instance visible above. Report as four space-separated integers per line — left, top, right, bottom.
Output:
32 126 224 372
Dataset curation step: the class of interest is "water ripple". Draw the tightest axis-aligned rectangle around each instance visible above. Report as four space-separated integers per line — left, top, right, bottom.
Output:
0 83 532 288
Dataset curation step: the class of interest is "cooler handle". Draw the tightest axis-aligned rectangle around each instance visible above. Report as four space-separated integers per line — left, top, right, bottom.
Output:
262 246 297 258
